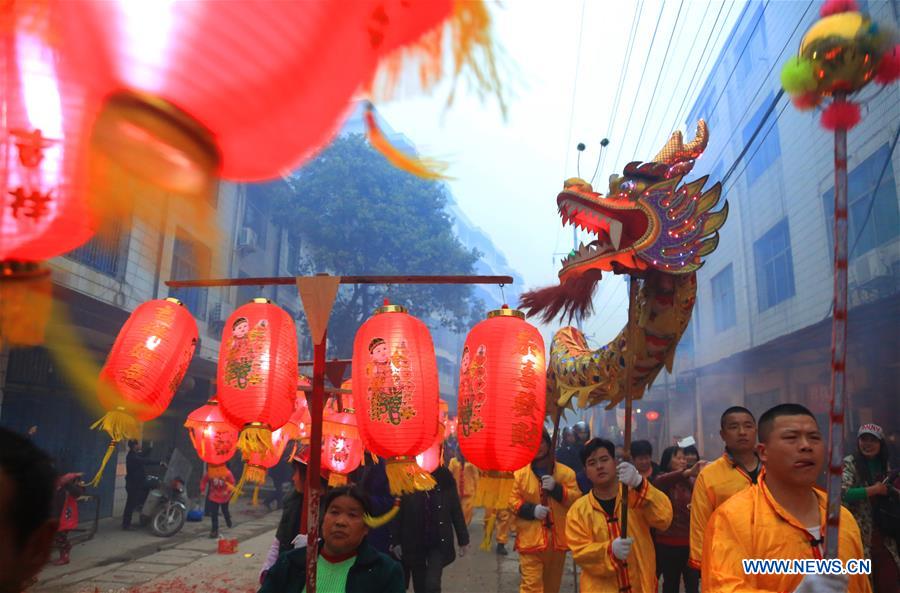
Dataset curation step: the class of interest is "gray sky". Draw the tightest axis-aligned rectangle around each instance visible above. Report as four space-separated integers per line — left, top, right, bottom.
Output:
380 0 746 344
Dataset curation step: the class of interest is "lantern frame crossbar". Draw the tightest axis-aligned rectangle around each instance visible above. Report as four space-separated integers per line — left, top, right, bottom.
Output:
166 274 514 288
297 385 351 395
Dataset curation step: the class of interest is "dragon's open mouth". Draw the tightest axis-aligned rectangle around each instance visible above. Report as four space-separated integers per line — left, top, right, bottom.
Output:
557 190 650 276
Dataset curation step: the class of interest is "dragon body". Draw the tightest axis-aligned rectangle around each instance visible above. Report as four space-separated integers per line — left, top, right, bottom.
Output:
521 121 728 413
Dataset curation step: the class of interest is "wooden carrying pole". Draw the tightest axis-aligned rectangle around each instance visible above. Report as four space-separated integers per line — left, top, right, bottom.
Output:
620 277 640 539
166 274 515 593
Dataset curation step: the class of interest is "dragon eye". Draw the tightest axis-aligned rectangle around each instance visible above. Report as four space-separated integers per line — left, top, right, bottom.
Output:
620 180 636 192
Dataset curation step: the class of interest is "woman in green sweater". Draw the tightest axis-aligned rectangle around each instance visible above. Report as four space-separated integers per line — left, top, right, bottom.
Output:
841 423 899 593
259 486 404 593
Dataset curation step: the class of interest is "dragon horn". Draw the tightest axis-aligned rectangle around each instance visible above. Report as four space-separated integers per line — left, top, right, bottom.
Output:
682 120 709 157
653 130 684 164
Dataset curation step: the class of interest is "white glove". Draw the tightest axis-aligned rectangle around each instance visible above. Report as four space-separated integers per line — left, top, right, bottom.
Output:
793 573 849 593
540 475 556 492
533 504 550 520
390 545 402 560
458 544 468 557
291 533 308 549
611 537 633 561
617 462 643 488
260 537 281 576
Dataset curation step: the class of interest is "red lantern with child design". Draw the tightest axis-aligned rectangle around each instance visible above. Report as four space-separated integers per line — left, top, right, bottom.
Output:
185 397 239 467
458 305 546 508
352 301 439 495
87 297 198 485
322 410 364 487
217 298 298 460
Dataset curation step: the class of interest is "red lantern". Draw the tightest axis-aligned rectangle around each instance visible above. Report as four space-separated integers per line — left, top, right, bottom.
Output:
458 305 546 508
55 0 458 183
1 6 103 346
88 297 197 485
217 298 298 459
285 376 312 442
322 410 364 487
237 427 291 504
353 301 439 495
185 397 239 467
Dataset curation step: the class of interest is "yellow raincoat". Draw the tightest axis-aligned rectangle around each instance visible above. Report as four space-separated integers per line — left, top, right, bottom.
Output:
702 468 872 593
509 462 579 553
448 458 479 524
566 478 673 593
689 452 758 569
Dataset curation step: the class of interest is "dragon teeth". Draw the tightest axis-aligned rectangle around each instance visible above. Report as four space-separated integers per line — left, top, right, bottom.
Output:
609 220 622 250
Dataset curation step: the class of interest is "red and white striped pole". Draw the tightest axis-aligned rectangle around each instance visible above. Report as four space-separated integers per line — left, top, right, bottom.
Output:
824 92 850 560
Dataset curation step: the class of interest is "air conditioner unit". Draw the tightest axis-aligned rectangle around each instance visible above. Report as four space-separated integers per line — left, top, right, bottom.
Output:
851 250 888 287
236 227 258 252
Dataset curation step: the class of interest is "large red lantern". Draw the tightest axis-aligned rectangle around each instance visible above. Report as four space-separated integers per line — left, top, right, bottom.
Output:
217 298 298 459
54 0 460 183
458 305 546 508
0 6 103 346
88 297 197 484
322 410 364 487
353 301 440 495
185 397 239 468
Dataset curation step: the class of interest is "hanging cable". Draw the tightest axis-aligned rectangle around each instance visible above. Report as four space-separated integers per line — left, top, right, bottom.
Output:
720 89 785 187
633 0 686 159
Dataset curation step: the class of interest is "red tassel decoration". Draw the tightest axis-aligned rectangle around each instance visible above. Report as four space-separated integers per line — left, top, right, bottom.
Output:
821 101 861 130
791 92 822 112
820 0 858 17
875 45 900 85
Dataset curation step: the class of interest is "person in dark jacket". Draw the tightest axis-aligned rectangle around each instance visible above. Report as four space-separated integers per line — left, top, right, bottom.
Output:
391 464 469 593
259 486 403 593
360 455 395 556
264 454 292 511
122 440 164 530
652 446 705 593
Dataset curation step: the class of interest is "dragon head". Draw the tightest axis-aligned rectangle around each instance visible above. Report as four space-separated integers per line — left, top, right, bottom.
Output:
522 121 728 322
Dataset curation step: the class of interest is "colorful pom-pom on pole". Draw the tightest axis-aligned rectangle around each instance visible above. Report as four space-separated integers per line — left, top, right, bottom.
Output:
820 100 861 130
781 58 818 94
820 0 858 18
875 44 900 84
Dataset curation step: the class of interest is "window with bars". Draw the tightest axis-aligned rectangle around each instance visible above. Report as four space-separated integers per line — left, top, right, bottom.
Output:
754 219 795 312
65 222 124 277
168 234 210 320
711 264 737 332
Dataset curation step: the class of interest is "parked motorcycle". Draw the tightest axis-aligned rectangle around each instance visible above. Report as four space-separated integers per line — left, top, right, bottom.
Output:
139 475 190 537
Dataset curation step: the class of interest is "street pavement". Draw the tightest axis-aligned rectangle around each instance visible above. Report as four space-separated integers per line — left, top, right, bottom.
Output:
31 506 581 593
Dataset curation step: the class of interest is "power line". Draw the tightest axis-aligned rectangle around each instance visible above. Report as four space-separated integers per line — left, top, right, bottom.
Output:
593 0 644 184
707 1 770 121
608 1 667 174
633 0 686 159
720 89 784 187
706 0 814 174
664 0 727 139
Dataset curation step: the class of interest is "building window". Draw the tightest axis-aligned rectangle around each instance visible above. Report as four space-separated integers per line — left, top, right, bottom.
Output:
741 91 781 185
243 198 268 248
822 143 899 258
65 222 124 277
169 234 210 320
711 264 737 332
754 218 795 311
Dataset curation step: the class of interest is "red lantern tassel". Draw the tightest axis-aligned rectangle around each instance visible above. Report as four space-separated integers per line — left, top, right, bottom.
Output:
472 470 515 510
328 473 348 488
363 103 449 180
384 457 436 496
237 424 275 457
875 44 900 85
231 464 267 503
821 101 861 131
251 485 260 507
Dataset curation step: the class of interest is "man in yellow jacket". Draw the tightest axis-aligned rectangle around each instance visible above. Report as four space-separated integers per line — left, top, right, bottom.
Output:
689 405 761 570
509 430 579 593
448 451 479 525
566 437 673 593
703 403 872 593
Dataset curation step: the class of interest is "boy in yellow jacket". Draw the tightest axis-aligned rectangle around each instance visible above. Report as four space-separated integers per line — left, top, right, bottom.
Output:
689 405 761 570
566 437 673 593
509 430 579 593
703 403 871 593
